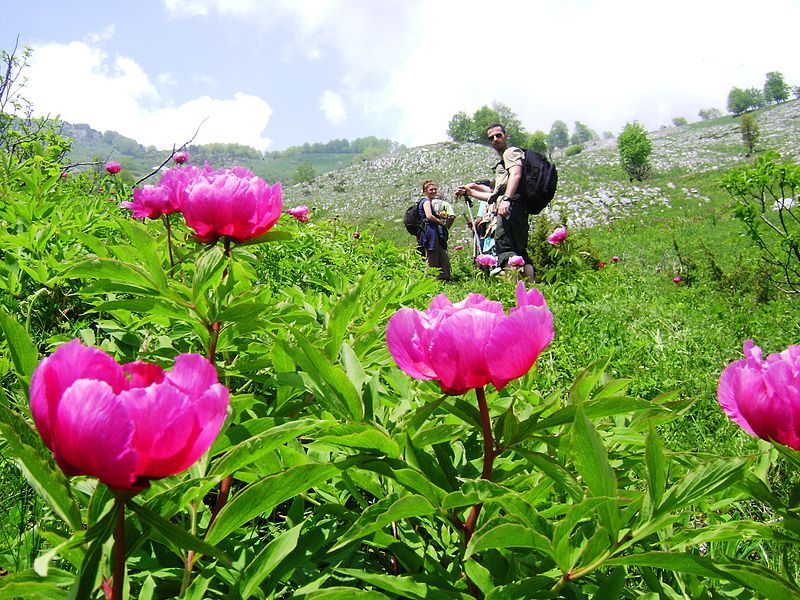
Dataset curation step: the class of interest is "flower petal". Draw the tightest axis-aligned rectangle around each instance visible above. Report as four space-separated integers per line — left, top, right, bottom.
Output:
486 305 554 391
30 340 128 449
386 308 437 380
53 379 138 489
430 309 498 394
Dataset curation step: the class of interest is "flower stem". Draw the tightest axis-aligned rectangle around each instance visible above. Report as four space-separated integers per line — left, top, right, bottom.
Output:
112 495 126 600
163 215 175 277
464 386 494 543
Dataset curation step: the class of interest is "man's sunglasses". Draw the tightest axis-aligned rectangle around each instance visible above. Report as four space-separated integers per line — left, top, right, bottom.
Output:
488 133 504 140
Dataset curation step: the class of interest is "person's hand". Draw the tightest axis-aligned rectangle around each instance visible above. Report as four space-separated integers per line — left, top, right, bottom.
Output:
455 186 467 197
498 198 511 217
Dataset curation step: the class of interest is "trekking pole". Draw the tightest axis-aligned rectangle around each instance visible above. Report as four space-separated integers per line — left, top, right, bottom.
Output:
462 196 482 258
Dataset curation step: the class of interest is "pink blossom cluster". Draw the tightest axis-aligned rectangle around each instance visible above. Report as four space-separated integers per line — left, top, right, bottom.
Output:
286 205 310 222
387 282 554 395
106 162 121 174
476 254 497 267
508 255 525 268
547 226 567 245
30 340 229 491
718 340 800 450
122 163 283 244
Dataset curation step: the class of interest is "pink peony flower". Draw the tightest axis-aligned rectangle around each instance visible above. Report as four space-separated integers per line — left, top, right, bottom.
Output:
30 340 229 491
173 151 189 164
476 254 498 267
121 185 178 220
612 256 619 263
599 261 605 268
718 340 800 450
287 205 310 223
508 255 525 268
547 226 567 245
454 245 464 251
181 168 283 244
387 282 554 395
353 231 361 239
673 276 682 284
106 162 121 174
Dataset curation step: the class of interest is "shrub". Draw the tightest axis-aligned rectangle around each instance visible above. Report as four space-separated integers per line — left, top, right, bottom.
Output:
722 151 800 293
565 144 583 156
739 113 760 155
617 121 653 182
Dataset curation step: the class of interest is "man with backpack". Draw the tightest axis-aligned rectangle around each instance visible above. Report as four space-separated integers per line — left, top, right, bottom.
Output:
457 123 535 281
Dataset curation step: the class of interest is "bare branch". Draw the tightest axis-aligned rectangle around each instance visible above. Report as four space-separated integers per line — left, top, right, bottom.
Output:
134 117 208 187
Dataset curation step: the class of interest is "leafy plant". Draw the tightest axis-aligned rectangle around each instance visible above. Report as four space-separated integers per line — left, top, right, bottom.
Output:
617 121 653 182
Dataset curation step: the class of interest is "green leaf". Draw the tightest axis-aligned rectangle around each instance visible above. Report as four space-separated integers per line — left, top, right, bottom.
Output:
607 552 800 598
644 424 667 510
335 568 469 600
63 257 161 294
332 494 437 552
532 396 664 432
441 480 514 509
128 501 232 565
313 422 400 457
568 355 612 404
0 402 82 531
116 217 168 290
208 419 319 478
235 229 293 245
34 508 114 576
66 512 115 600
276 330 363 421
206 461 354 546
0 309 38 381
0 568 74 599
192 246 227 304
656 457 749 515
571 408 619 540
358 459 447 505
325 270 374 360
667 520 800 549
233 523 303 599
465 522 554 561
303 589 390 600
552 497 612 573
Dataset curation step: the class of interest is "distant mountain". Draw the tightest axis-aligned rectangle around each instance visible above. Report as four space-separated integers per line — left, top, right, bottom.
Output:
59 121 399 184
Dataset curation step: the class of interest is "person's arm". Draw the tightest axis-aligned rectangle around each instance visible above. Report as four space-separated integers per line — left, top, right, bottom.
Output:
498 149 523 217
422 199 446 225
458 182 493 202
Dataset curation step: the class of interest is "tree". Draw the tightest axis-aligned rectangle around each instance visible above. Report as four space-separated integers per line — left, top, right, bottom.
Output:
570 121 598 145
525 130 548 154
447 111 475 143
763 71 789 105
547 120 569 155
727 87 765 115
292 160 315 184
491 101 526 147
617 121 652 182
672 117 688 127
698 107 722 121
739 113 759 155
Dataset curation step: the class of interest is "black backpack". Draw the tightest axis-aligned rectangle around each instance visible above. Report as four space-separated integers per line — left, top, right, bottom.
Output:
403 199 423 235
503 149 558 214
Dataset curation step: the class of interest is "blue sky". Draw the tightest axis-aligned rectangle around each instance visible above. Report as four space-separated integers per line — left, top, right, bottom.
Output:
3 0 800 151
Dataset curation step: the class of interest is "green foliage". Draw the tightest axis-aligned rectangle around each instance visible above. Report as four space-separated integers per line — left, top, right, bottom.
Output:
547 120 569 154
727 86 765 115
698 107 722 121
446 102 528 147
763 71 789 104
617 121 653 181
672 117 688 127
524 130 548 155
570 121 598 145
722 151 800 293
564 144 583 157
739 113 760 155
292 160 316 184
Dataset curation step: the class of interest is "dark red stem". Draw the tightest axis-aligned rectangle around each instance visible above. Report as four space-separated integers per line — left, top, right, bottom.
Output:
112 496 126 600
464 386 494 543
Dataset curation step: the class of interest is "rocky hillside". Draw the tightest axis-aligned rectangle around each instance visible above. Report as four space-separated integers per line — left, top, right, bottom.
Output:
284 99 800 234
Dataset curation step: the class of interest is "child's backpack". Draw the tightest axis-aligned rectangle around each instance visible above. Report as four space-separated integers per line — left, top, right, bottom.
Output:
504 149 558 214
403 199 423 235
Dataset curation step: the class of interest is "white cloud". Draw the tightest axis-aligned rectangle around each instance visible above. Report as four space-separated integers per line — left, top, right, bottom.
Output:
86 25 115 44
319 90 346 125
24 40 273 150
157 72 178 87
